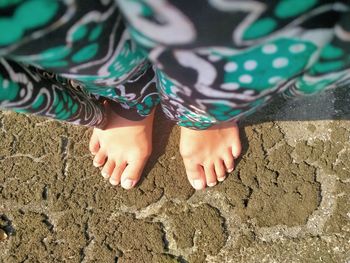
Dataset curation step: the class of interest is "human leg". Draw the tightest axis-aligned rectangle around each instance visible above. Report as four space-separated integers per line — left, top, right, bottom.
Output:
1 0 159 119
0 58 107 128
1 0 160 188
285 9 350 97
117 0 349 189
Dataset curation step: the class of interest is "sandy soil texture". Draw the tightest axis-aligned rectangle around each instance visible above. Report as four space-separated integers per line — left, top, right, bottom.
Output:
0 88 350 263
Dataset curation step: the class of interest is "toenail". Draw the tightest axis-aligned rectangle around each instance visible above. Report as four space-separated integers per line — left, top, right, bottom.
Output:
192 179 204 190
207 181 217 187
227 168 234 173
93 162 100 167
218 176 226 182
121 179 134 189
109 178 119 185
101 171 109 178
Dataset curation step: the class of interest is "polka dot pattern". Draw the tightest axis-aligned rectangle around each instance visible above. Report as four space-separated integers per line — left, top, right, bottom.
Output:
221 38 317 91
262 44 278 54
224 62 238 72
239 74 253 84
289 44 306 54
244 60 257 71
273 57 289 68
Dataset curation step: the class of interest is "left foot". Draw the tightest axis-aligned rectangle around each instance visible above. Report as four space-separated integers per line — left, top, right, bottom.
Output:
179 122 242 190
89 106 154 189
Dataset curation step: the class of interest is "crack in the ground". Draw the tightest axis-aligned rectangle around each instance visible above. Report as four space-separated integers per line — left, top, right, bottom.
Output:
0 214 15 237
158 221 170 251
1 153 46 163
42 185 48 200
41 213 54 232
60 134 69 178
80 222 94 263
0 116 6 134
243 187 253 208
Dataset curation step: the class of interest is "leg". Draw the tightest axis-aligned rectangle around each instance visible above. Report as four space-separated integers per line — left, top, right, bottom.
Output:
1 0 160 189
117 0 347 189
285 9 350 97
87 65 158 189
0 58 107 128
156 70 242 189
90 103 154 189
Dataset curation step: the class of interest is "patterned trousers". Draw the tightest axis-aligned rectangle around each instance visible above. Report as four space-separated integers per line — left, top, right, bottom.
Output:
1 0 350 129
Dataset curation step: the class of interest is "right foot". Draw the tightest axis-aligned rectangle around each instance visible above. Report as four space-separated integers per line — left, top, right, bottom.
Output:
89 107 154 189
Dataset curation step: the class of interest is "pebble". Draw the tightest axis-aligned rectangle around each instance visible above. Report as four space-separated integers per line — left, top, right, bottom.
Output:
0 229 8 241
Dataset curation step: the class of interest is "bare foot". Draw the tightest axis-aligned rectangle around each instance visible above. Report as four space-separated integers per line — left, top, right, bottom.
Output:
179 122 242 190
89 106 154 189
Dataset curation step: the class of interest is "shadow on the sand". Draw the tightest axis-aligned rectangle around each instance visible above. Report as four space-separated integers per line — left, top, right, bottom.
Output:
137 107 175 186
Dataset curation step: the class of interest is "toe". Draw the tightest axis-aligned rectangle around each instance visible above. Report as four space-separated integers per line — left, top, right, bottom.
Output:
109 161 127 186
215 160 227 182
204 163 217 187
89 131 100 155
101 160 115 178
120 160 146 189
183 159 206 190
231 125 242 158
223 152 234 173
93 150 107 167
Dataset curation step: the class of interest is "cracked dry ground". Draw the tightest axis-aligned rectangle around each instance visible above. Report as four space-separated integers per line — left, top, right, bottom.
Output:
1 88 350 263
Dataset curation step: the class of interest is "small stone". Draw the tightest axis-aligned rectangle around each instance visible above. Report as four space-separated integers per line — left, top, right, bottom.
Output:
0 229 8 241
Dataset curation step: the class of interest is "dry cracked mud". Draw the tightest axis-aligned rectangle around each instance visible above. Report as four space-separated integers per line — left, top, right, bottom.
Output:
0 87 350 263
